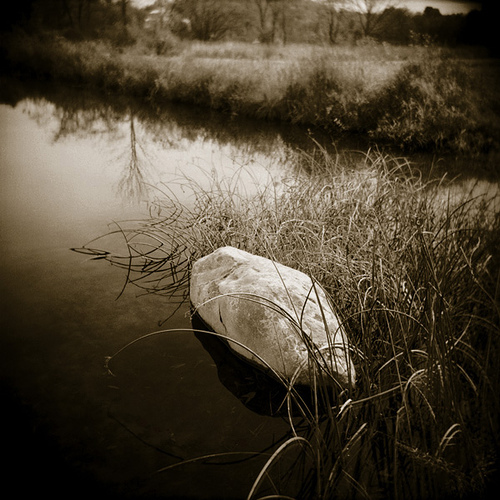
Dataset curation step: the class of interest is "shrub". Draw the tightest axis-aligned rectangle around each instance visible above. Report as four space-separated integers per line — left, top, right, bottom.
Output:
370 58 499 154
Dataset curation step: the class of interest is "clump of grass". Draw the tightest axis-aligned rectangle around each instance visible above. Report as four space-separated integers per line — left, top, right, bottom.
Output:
76 147 500 498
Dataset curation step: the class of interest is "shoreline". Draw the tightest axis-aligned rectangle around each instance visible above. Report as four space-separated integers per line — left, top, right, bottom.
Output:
2 33 499 157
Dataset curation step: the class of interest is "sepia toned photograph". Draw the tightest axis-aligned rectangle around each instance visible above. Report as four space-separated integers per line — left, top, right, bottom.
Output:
1 1 498 499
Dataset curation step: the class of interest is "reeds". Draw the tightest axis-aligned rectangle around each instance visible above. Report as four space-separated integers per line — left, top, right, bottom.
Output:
76 148 500 498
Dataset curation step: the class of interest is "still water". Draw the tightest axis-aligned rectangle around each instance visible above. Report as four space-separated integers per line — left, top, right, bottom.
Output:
0 81 307 499
0 80 497 499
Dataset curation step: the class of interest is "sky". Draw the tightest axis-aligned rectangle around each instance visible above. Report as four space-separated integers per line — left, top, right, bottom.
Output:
131 0 483 16
399 1 482 14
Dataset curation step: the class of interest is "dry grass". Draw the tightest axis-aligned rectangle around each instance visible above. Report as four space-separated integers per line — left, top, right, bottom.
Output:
75 147 500 499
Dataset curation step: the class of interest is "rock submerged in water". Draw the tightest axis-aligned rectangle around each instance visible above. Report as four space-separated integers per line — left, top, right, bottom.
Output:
190 246 355 388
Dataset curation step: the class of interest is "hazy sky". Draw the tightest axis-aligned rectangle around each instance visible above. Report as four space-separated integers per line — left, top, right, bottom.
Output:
131 0 482 16
401 1 482 14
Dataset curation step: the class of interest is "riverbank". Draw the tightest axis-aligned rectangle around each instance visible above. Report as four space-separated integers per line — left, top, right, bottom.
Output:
2 32 500 156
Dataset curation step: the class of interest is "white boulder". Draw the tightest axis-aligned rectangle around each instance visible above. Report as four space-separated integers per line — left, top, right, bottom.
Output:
190 246 355 388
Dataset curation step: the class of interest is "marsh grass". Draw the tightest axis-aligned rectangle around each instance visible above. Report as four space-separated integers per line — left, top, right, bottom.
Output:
75 147 500 499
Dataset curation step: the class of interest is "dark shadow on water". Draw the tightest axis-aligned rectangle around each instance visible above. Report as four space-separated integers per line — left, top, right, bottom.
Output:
191 311 289 417
190 316 331 499
191 312 342 419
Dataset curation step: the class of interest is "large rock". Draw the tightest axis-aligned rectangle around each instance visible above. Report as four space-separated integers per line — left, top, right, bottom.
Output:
190 246 355 388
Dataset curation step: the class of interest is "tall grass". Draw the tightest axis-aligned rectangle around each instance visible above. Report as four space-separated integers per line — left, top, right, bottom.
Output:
2 33 499 154
76 148 500 499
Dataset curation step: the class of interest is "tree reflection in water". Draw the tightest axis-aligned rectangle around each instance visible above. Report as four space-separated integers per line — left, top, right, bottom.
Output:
117 113 148 202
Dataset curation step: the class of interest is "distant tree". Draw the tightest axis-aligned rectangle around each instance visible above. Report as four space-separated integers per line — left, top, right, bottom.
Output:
411 6 465 45
28 0 100 34
270 0 288 43
317 0 344 44
253 0 270 40
22 0 145 43
120 0 129 27
170 0 240 41
348 0 398 39
149 0 172 32
423 6 440 19
458 7 491 47
252 0 291 43
479 0 496 53
252 0 276 42
412 6 442 36
377 7 411 44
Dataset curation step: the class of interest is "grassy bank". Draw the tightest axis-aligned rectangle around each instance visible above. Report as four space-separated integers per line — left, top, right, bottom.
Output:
78 148 500 499
2 32 500 155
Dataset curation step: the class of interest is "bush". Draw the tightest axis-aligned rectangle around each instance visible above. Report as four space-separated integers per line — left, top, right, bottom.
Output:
370 58 499 153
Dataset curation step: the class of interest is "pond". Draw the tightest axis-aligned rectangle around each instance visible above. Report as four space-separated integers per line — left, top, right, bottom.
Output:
0 78 497 499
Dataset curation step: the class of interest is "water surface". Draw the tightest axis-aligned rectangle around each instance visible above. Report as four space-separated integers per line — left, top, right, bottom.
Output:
0 82 300 499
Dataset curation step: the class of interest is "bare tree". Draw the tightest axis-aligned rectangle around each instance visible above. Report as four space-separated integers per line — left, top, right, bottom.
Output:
170 0 239 41
154 0 172 32
271 0 289 44
349 0 399 38
50 0 96 32
253 0 290 43
318 0 344 44
253 0 270 39
118 114 148 202
60 0 75 27
121 0 129 27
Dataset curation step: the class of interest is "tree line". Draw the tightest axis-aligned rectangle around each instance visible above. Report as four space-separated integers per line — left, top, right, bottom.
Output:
1 0 494 50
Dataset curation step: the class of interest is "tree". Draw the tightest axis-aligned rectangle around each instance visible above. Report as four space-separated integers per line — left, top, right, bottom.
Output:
30 0 98 33
170 0 240 41
379 7 411 44
348 0 399 39
253 0 270 40
120 0 129 27
118 113 148 202
317 0 344 44
150 0 172 33
252 0 292 43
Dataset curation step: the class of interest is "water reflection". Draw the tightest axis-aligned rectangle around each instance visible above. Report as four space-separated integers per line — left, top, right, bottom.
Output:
3 76 497 193
0 80 307 499
191 312 345 418
192 315 289 417
1 76 302 162
117 113 149 201
1 77 311 207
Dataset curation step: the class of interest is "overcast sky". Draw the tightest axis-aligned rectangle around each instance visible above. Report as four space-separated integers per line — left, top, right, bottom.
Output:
400 1 481 14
